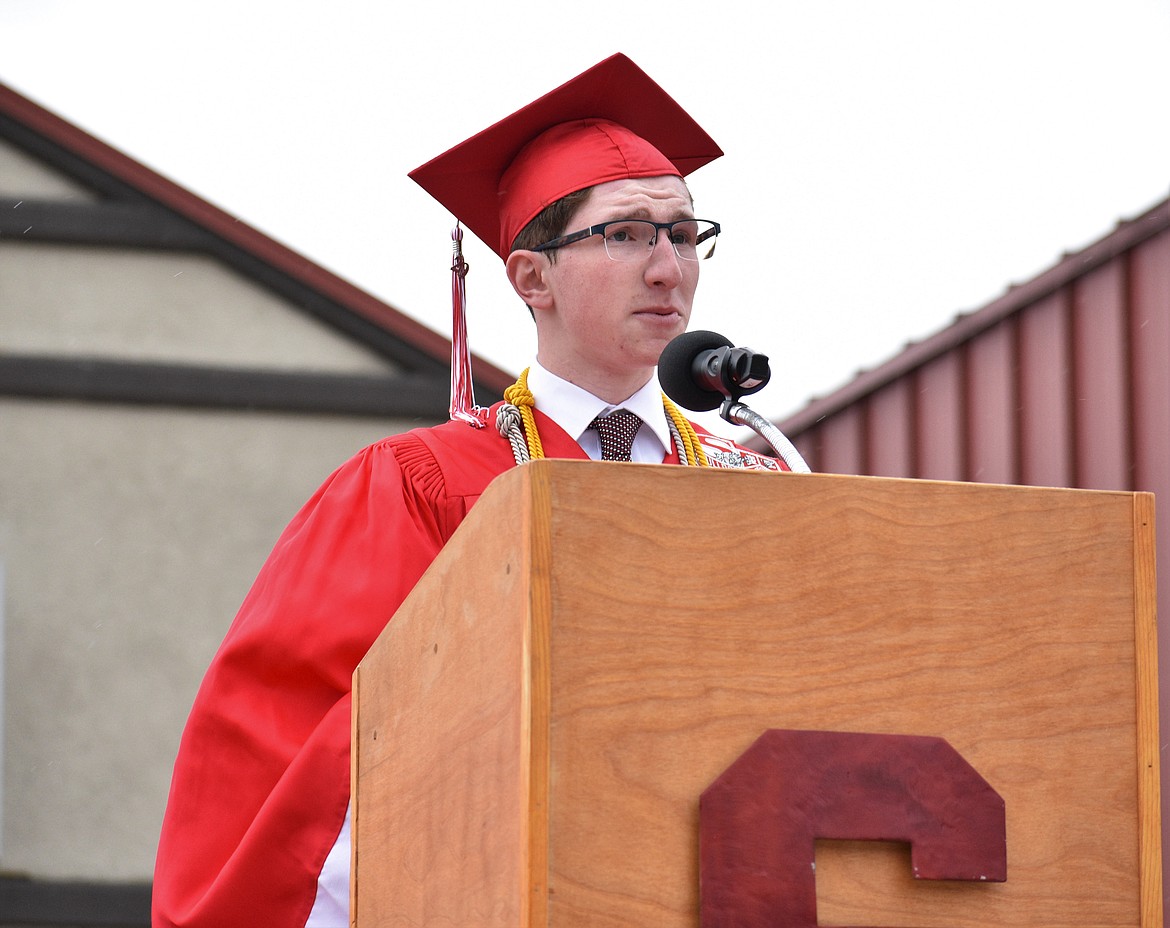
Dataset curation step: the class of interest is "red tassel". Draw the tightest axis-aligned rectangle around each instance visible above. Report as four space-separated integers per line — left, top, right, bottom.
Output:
449 225 488 427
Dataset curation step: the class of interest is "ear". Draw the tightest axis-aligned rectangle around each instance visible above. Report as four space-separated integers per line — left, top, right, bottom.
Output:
505 250 554 312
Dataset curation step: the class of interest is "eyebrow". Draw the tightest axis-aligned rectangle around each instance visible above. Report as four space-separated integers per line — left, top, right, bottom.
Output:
605 206 697 222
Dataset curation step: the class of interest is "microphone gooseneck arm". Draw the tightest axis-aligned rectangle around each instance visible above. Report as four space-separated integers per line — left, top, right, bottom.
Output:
719 399 811 474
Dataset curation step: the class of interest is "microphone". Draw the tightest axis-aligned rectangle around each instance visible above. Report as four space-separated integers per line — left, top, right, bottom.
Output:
658 330 811 473
657 330 771 412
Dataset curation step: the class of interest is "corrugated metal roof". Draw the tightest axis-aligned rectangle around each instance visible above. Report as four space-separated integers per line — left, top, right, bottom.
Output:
778 196 1170 444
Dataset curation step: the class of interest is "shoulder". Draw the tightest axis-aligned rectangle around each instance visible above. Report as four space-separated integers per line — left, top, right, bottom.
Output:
284 415 515 548
371 407 520 499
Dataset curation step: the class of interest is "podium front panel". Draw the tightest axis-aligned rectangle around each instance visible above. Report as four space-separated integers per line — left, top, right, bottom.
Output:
354 462 1159 928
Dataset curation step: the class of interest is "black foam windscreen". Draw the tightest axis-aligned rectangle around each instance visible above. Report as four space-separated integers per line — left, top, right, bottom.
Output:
658 329 734 411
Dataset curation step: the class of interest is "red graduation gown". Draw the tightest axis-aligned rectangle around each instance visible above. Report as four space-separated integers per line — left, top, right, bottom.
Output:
152 406 780 927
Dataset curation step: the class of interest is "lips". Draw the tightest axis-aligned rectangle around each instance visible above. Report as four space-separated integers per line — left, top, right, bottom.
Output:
635 306 682 318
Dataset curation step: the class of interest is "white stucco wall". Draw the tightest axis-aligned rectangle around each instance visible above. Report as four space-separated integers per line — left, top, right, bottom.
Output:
1 243 400 375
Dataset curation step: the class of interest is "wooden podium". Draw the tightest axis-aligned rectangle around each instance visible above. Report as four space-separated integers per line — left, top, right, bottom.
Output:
351 461 1161 927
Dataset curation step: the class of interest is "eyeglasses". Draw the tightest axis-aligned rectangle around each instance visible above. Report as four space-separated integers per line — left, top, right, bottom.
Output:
532 218 721 262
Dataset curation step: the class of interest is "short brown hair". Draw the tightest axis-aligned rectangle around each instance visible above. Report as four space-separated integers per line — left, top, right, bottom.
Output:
509 186 594 260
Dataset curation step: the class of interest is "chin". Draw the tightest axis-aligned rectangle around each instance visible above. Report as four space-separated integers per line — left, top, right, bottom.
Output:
636 344 675 373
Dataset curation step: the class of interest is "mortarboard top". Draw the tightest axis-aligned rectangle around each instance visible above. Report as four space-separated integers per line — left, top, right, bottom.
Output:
409 53 723 259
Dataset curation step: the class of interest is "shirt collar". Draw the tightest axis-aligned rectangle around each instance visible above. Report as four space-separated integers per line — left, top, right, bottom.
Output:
526 361 673 454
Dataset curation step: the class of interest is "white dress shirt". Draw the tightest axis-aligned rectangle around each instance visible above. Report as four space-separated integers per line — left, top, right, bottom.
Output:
525 361 674 462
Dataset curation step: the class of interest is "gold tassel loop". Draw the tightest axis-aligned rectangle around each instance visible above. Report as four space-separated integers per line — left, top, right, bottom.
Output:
662 395 709 467
502 368 546 461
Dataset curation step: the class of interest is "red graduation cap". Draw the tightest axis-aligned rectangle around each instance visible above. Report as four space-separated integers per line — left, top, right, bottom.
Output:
409 53 723 259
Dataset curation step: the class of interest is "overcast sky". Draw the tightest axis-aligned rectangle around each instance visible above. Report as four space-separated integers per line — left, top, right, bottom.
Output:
3 0 1168 423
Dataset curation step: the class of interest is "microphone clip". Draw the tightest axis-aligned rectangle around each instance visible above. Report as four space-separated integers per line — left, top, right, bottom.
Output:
694 345 771 409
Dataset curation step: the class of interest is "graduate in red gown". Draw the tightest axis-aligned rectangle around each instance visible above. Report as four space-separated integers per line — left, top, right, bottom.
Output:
152 53 785 928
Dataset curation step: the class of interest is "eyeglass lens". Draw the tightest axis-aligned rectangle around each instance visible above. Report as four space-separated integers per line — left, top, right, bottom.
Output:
601 220 717 262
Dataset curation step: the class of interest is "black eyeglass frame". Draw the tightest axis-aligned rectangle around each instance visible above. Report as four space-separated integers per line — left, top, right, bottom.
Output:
531 218 721 260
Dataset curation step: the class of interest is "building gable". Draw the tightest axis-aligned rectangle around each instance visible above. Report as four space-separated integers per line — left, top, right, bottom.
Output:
0 82 512 419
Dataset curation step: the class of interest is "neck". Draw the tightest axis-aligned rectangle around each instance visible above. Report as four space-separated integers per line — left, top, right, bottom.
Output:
535 355 654 406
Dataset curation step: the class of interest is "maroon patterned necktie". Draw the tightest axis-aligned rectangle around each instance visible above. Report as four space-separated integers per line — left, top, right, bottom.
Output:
588 410 643 462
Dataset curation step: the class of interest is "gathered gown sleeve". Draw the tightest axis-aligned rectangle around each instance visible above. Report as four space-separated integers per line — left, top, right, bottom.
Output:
152 434 455 928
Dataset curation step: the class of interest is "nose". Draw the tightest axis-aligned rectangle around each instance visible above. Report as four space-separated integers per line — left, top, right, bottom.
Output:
644 233 685 288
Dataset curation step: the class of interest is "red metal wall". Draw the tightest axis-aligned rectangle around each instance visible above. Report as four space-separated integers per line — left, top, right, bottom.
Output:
784 202 1169 493
777 196 1170 900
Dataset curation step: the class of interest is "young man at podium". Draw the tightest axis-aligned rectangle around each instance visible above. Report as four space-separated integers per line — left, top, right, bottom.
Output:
153 53 785 928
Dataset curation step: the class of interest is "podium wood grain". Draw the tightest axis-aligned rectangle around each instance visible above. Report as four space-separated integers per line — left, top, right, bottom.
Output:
353 461 1160 927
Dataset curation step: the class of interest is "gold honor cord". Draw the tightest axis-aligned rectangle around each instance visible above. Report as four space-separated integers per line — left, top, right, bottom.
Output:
500 369 708 466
